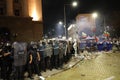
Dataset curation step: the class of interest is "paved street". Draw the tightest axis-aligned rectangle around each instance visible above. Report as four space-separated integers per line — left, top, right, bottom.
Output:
46 52 120 80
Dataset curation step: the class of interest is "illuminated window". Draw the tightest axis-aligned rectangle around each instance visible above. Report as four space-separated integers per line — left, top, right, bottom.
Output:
14 9 20 16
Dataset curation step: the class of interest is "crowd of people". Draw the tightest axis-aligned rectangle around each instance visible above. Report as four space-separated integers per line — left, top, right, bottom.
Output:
0 39 74 80
78 38 120 59
0 38 120 80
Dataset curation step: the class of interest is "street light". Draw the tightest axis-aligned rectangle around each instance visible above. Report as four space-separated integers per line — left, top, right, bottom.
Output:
64 1 78 39
92 13 98 19
58 21 64 37
72 1 78 7
92 12 98 35
58 21 63 25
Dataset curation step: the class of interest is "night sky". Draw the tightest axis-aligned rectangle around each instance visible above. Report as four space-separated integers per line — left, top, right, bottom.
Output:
42 0 119 36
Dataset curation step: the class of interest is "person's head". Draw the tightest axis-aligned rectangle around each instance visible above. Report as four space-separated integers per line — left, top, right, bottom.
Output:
5 41 11 47
0 42 4 49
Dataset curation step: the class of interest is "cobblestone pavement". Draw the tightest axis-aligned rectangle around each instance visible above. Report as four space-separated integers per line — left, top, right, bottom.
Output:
46 52 120 80
41 56 81 78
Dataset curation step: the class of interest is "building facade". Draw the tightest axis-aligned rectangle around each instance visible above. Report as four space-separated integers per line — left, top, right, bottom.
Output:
0 0 43 42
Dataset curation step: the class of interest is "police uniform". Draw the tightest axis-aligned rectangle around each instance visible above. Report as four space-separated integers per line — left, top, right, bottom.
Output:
66 41 71 61
11 42 27 80
58 42 64 68
63 42 67 63
29 43 41 76
53 41 59 69
37 42 45 72
26 43 34 79
0 43 3 79
1 42 12 80
45 43 52 70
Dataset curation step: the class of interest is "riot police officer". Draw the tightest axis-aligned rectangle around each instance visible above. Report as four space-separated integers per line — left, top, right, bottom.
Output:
45 41 52 70
58 42 64 68
11 41 27 80
27 43 33 79
1 41 12 80
53 40 59 69
0 42 4 79
28 42 41 77
38 41 46 72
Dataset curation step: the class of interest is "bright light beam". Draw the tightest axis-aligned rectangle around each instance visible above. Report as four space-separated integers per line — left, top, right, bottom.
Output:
72 1 78 7
92 13 98 18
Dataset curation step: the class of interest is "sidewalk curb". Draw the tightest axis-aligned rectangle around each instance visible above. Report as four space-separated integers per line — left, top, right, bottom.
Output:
44 58 82 78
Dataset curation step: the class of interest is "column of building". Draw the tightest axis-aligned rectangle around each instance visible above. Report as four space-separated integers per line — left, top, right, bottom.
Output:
21 0 29 17
6 0 13 16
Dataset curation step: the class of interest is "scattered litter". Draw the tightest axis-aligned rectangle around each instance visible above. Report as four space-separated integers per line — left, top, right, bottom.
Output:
81 74 85 76
39 76 45 80
76 55 84 59
47 75 51 77
68 64 72 68
104 76 115 80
